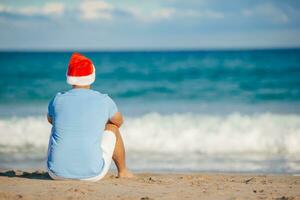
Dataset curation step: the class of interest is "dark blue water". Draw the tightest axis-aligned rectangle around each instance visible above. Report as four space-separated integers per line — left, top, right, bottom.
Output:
0 49 299 105
1 49 300 173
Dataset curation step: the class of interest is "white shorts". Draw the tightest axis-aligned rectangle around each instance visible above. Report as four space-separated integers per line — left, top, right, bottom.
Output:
47 130 116 182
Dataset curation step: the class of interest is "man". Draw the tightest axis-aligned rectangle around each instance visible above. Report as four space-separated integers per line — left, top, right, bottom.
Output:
46 52 133 181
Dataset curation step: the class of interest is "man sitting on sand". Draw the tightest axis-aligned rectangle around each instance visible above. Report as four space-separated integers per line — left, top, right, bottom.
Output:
46 52 133 181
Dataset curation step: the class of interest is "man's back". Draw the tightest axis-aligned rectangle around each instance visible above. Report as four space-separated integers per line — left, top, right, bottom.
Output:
47 88 117 179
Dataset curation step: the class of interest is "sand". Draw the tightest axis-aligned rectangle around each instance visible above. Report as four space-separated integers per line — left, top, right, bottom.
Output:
0 170 299 200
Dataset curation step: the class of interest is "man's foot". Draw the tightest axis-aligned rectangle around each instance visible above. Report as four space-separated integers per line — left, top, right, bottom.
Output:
117 169 135 178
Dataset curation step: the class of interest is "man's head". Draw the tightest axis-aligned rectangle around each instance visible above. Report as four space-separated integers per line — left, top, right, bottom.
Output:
66 53 95 87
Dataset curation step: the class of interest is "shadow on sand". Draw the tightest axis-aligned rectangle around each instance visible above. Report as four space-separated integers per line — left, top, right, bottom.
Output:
0 170 51 180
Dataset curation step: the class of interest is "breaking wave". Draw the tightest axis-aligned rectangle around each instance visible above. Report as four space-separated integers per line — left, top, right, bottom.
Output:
0 112 300 155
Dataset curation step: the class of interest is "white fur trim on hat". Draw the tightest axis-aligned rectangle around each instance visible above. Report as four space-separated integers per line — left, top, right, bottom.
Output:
66 65 96 86
67 72 95 86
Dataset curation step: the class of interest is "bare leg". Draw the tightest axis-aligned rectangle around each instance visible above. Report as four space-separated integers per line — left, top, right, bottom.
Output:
105 123 134 178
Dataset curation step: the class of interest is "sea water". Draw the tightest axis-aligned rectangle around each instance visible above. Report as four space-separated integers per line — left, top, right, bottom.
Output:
0 49 300 173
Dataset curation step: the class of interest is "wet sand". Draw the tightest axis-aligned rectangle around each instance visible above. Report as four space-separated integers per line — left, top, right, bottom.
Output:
0 170 299 200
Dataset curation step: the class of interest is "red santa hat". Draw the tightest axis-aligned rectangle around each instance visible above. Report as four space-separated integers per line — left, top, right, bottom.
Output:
66 52 96 86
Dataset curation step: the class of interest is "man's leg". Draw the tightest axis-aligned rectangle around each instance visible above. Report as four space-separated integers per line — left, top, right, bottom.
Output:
105 123 134 178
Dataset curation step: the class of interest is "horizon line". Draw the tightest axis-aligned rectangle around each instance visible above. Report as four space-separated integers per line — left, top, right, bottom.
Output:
0 46 300 52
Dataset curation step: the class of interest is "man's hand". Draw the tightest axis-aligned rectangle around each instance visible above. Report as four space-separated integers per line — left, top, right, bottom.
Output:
108 112 123 128
47 114 53 125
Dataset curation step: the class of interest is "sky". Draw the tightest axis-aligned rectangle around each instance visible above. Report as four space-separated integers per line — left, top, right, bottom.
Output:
0 0 300 50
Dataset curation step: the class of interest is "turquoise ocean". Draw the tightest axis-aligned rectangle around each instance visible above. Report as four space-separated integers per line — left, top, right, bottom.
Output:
0 49 300 173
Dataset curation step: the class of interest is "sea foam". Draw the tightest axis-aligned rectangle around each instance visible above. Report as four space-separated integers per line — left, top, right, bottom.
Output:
0 112 300 155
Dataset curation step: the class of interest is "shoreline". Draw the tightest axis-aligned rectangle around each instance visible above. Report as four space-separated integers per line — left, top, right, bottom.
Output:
0 170 299 200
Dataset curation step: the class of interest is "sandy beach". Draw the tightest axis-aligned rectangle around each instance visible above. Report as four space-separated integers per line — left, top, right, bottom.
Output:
0 170 299 200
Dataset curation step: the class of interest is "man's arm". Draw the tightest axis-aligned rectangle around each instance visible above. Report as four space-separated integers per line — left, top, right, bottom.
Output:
47 114 53 125
108 111 123 128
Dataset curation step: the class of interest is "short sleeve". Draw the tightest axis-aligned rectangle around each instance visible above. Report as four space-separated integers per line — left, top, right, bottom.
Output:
48 95 56 118
106 96 118 119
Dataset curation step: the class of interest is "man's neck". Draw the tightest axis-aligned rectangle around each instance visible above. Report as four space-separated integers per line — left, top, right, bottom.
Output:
72 85 91 89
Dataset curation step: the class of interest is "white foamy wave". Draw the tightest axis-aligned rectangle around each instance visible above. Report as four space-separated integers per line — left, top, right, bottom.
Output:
0 113 300 155
123 113 300 154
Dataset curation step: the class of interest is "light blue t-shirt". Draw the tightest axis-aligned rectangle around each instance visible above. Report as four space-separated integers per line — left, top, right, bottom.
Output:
47 88 118 179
